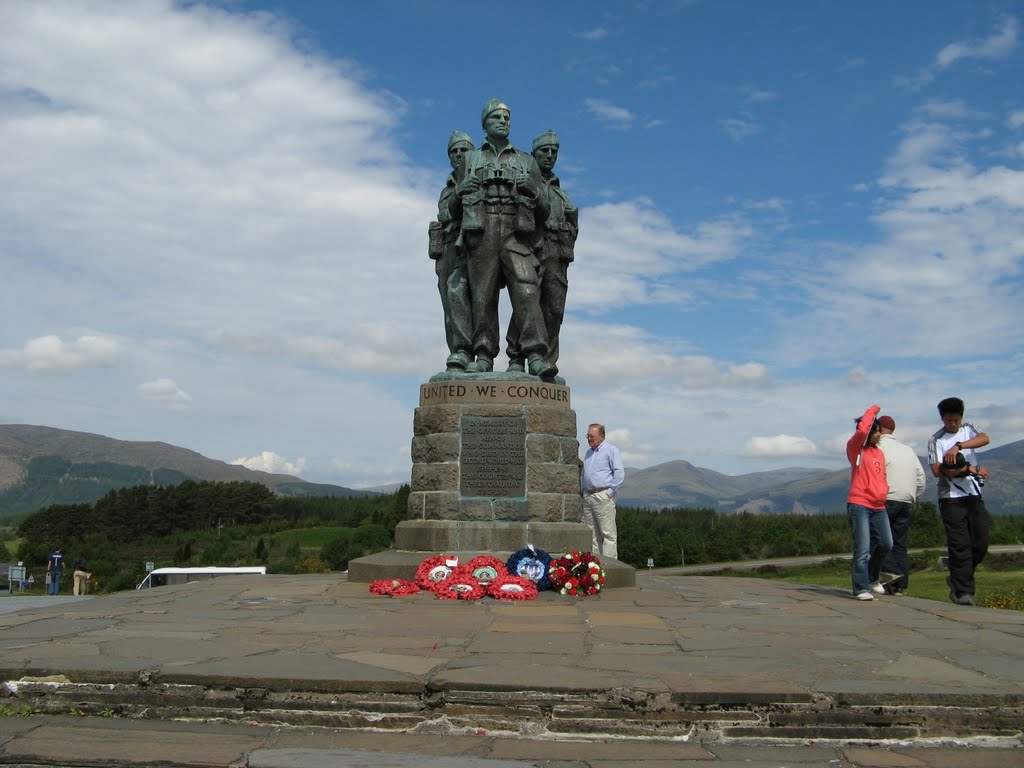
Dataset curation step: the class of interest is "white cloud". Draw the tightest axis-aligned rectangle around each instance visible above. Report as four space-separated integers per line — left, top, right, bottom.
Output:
579 27 608 41
844 367 869 387
721 116 760 143
742 435 818 457
1008 109 1024 130
232 450 307 477
137 378 192 411
572 200 751 312
919 99 986 120
774 110 1024 366
584 97 634 128
0 0 442 378
0 334 123 374
897 16 1019 91
936 16 1018 69
636 75 676 91
740 85 777 104
744 196 787 213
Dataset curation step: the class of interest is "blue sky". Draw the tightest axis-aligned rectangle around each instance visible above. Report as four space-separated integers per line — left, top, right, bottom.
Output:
1 1 1022 488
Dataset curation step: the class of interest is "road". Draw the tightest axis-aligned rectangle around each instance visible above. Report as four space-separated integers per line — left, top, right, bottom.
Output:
655 543 1024 576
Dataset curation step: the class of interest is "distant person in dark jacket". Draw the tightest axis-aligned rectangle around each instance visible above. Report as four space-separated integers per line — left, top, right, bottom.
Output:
46 548 65 595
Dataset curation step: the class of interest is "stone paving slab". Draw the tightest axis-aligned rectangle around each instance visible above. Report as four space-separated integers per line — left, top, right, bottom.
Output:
3 573 1024 701
1 571 1023 766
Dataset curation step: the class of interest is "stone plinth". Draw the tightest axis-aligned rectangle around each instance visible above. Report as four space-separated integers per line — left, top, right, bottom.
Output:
349 373 635 587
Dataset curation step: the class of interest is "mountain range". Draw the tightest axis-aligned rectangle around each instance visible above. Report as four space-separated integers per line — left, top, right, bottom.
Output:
0 424 363 518
619 439 1024 517
1 424 1020 519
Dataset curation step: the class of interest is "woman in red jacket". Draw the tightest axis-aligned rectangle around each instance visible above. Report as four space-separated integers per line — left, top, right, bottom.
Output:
846 404 893 600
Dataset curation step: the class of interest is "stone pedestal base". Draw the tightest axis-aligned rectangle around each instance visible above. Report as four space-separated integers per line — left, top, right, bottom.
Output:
394 520 591 553
348 374 635 588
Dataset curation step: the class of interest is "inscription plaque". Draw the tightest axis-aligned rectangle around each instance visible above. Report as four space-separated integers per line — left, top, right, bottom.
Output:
460 414 526 498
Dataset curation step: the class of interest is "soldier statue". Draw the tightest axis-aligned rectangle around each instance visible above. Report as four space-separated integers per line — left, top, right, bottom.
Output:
448 98 556 378
429 131 475 371
505 130 578 370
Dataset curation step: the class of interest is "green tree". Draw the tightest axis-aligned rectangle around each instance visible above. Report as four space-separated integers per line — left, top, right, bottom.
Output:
908 501 945 548
320 530 355 570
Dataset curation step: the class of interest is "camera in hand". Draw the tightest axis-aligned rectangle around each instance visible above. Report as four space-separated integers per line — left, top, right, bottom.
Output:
952 453 984 487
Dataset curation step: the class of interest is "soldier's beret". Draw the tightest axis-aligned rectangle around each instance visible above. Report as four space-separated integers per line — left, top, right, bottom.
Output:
532 130 559 152
481 98 510 126
448 131 474 151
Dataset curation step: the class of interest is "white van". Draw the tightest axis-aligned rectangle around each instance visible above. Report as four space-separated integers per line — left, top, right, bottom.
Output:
136 566 267 590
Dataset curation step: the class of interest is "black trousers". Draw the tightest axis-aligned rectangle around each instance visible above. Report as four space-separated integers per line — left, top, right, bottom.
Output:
881 500 913 590
939 495 989 597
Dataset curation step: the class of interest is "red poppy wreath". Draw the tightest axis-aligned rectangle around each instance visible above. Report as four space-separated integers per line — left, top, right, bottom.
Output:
369 578 421 597
486 573 539 601
433 566 487 600
465 555 508 585
415 555 459 591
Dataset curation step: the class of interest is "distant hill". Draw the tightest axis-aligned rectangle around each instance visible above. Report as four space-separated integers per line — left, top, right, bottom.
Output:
618 439 1023 517
0 424 366 518
617 461 834 512
3 424 1019 520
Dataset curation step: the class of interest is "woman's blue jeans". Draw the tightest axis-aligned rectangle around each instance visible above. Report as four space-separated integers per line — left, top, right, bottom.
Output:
847 503 893 594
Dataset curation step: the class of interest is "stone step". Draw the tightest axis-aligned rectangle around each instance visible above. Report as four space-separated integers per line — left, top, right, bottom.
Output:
10 678 1022 743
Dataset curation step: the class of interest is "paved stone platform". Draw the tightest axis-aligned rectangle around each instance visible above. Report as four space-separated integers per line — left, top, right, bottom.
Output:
1 571 1023 766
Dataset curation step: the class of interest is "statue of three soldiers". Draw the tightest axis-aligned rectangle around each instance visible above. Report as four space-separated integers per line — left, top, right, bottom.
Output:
429 98 578 380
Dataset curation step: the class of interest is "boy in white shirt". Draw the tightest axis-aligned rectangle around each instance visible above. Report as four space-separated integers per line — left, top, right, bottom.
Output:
927 397 990 606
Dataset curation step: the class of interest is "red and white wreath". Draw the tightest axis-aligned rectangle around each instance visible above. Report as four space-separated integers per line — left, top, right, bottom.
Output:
465 555 507 585
415 555 459 591
548 550 605 596
486 573 539 601
433 566 487 600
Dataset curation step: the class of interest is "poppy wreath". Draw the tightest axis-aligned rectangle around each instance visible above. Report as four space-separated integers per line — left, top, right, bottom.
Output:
548 550 606 596
433 566 487 600
486 573 539 601
465 555 507 585
505 546 553 591
369 578 421 597
415 555 459 591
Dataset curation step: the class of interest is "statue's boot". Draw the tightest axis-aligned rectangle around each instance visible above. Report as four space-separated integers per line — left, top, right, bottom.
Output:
528 356 557 379
467 355 493 373
506 359 525 373
446 350 472 371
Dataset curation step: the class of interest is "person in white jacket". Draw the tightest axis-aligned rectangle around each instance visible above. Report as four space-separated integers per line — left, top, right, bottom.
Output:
876 415 926 595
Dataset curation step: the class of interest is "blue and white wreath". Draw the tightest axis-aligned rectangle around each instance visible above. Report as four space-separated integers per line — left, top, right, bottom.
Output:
506 545 553 592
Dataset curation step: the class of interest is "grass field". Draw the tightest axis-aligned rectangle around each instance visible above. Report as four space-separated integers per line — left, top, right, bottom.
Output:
702 550 1024 610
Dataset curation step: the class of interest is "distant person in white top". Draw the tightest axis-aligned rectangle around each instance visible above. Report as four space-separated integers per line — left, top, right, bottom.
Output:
927 397 990 606
580 423 625 560
875 415 926 595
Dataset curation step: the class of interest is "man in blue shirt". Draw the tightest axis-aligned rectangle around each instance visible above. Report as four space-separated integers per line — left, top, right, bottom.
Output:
581 423 625 559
